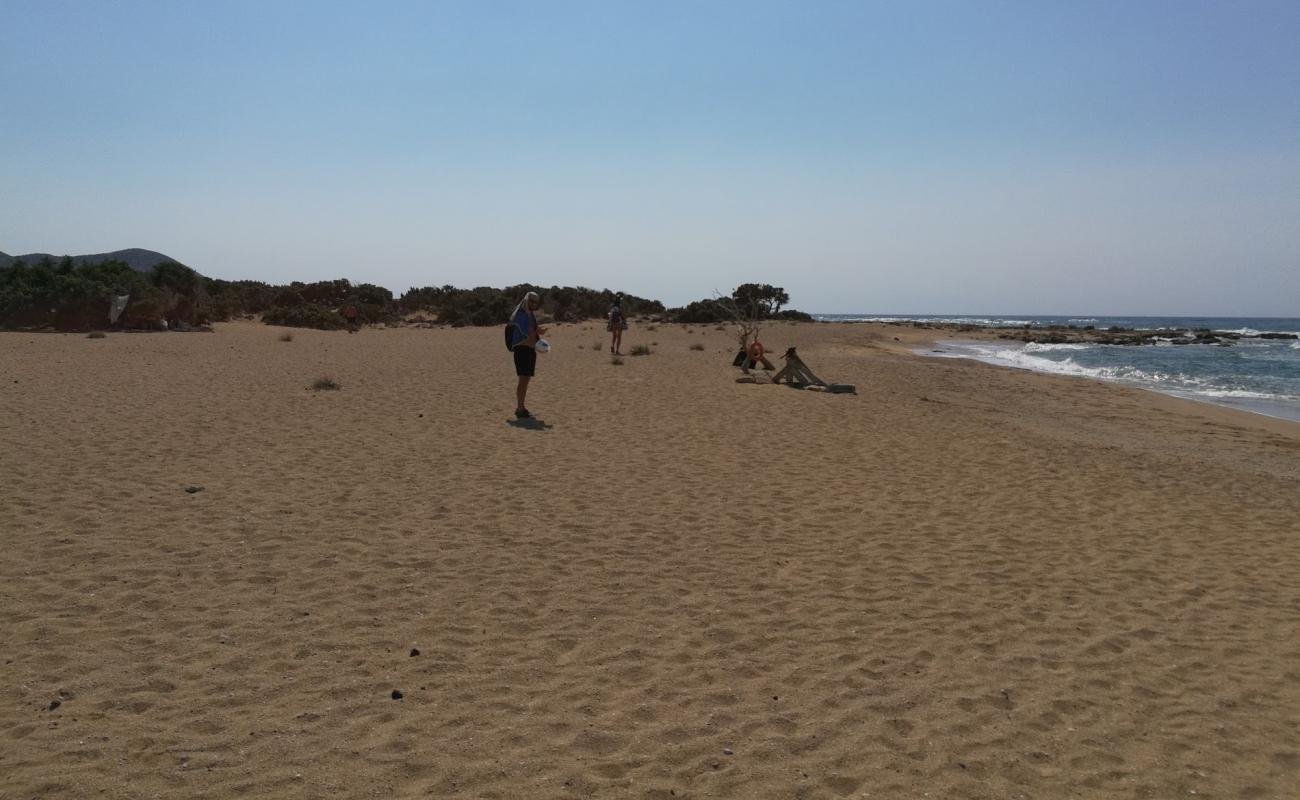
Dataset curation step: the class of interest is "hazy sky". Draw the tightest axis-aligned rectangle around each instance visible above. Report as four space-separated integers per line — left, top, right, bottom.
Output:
2 1 1297 315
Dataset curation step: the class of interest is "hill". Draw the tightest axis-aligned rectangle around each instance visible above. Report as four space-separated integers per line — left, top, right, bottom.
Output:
0 248 180 273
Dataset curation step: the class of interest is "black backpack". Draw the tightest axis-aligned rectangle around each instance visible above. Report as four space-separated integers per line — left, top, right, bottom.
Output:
504 320 515 351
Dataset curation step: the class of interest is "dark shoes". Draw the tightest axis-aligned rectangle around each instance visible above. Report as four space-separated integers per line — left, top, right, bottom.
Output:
515 408 532 419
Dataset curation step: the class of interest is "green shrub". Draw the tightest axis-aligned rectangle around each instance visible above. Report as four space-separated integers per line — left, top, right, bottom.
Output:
774 309 814 322
263 304 346 330
630 345 651 356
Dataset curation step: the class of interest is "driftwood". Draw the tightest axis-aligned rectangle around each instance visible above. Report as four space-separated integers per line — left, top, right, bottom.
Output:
771 347 825 386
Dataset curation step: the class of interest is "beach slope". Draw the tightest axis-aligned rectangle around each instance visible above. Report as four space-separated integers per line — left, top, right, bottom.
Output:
2 321 1297 798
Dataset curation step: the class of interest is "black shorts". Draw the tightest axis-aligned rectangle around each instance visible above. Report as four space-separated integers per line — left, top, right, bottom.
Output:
513 345 536 377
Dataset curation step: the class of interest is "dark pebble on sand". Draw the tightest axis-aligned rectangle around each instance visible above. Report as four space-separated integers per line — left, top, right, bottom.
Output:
391 690 403 700
184 485 204 494
410 648 420 657
48 700 61 711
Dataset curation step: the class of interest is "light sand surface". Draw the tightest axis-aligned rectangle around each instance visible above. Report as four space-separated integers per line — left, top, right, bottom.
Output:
2 320 1298 799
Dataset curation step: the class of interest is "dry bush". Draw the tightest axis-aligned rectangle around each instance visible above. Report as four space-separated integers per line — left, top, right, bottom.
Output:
630 344 651 356
611 356 624 366
87 331 107 339
279 332 294 342
690 342 705 351
311 376 341 391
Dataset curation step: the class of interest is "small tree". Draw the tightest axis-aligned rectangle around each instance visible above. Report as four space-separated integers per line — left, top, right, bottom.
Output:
731 283 788 318
715 283 790 353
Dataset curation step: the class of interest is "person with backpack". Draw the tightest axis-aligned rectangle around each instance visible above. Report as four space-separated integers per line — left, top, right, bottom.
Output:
608 295 628 354
506 291 546 419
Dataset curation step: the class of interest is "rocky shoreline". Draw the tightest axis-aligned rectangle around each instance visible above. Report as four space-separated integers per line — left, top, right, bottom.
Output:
881 321 1298 347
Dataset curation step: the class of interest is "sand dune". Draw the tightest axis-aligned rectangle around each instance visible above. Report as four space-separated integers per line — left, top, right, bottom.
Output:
2 320 1297 799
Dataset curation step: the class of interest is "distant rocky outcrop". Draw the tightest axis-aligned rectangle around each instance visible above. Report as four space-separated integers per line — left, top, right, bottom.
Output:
0 248 180 273
991 327 1296 346
883 320 1297 346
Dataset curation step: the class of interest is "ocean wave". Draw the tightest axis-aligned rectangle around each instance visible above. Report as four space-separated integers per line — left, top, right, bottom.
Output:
932 343 1299 403
980 348 1177 384
1022 342 1092 352
1190 388 1296 400
1219 327 1300 337
816 315 1036 327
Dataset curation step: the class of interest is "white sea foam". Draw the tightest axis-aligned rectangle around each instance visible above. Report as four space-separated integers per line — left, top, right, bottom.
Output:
1022 342 1091 353
1219 327 1300 337
928 341 1298 402
925 339 1300 424
1191 388 1293 400
817 315 1035 327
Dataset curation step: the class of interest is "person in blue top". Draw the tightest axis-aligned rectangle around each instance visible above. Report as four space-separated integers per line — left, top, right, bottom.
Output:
508 291 546 418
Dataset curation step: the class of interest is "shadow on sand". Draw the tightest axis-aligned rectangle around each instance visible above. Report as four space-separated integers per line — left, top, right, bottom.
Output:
507 417 552 431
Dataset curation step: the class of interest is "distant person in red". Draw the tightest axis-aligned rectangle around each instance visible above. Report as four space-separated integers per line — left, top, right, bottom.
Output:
344 304 359 332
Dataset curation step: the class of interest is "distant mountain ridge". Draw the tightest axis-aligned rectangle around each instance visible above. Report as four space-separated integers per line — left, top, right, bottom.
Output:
0 248 182 273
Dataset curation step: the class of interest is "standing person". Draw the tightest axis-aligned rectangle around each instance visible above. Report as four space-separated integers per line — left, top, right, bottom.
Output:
608 295 628 354
508 291 546 418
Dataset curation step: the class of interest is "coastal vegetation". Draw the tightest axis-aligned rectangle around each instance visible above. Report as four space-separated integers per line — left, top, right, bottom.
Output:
0 255 816 332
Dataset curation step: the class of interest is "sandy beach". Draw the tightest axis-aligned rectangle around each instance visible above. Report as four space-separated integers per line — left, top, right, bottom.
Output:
2 320 1298 799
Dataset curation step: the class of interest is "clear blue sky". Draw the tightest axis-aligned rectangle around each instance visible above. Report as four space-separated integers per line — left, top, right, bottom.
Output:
2 0 1297 315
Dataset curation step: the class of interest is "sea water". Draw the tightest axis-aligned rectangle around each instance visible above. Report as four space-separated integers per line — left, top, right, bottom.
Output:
816 315 1300 422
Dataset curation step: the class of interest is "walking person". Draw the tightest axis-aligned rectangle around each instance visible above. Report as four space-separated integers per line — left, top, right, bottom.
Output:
608 295 628 354
507 291 546 418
